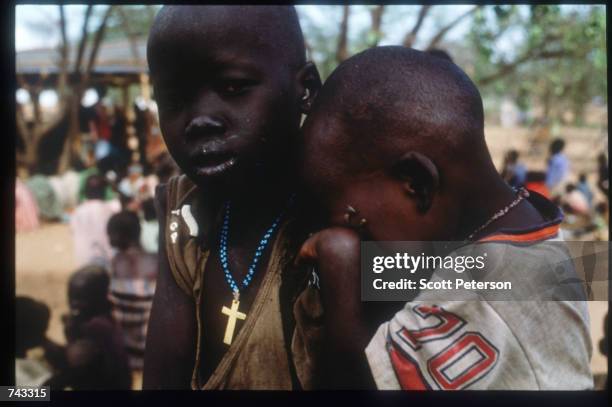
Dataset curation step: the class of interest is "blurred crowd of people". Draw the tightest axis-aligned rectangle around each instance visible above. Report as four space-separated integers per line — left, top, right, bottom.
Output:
15 101 180 388
500 138 609 241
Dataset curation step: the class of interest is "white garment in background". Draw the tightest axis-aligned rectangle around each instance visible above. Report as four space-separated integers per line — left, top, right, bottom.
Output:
140 219 159 254
48 170 81 211
70 199 121 268
564 190 590 215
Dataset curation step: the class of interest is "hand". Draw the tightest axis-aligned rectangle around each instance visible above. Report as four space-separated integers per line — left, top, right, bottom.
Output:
295 226 361 270
295 227 375 389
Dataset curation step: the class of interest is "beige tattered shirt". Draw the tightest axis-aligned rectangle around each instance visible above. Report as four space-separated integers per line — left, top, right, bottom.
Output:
161 175 324 390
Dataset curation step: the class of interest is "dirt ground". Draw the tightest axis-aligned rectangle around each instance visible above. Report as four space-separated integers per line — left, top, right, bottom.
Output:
15 125 609 388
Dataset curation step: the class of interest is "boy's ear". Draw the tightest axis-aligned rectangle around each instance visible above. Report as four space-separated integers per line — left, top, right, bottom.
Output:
296 62 322 114
391 151 440 213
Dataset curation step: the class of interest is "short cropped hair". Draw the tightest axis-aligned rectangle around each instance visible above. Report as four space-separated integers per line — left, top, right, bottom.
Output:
148 6 307 73
84 174 106 200
107 211 141 245
16 296 50 350
304 46 486 176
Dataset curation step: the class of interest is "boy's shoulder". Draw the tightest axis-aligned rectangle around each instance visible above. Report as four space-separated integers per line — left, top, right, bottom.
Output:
154 174 211 227
154 174 197 209
367 297 592 390
365 204 592 390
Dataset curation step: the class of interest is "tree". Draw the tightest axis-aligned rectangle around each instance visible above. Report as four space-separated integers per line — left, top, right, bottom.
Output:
58 5 115 173
16 5 143 174
335 5 350 63
403 5 431 48
301 5 484 77
425 6 480 50
298 4 605 125
468 5 606 124
367 6 385 47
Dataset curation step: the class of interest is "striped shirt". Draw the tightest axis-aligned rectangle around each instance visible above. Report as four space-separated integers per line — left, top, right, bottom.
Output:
109 249 157 370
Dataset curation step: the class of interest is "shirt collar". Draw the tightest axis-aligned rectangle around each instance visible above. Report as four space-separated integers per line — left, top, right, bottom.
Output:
477 190 563 243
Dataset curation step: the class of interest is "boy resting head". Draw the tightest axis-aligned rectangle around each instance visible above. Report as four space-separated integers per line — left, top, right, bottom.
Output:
297 46 592 390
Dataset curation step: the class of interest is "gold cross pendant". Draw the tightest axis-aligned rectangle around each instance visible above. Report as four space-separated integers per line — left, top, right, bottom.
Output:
221 299 246 345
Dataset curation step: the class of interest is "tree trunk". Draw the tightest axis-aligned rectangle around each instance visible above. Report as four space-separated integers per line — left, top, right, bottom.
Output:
117 6 141 63
426 6 480 50
58 5 115 173
542 85 552 121
20 88 42 175
403 5 431 48
368 6 385 47
478 49 567 86
336 5 350 63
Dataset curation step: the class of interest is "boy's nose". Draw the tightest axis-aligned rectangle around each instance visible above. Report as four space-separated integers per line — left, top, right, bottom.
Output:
184 115 226 139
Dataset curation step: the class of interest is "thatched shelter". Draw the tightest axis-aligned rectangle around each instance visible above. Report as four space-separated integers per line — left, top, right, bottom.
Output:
17 38 149 89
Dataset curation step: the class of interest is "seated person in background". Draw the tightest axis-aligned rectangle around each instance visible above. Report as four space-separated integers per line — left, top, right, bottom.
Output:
578 201 609 241
16 296 65 387
562 183 590 216
500 149 527 188
25 175 63 222
118 164 159 213
70 175 121 268
77 159 118 203
592 201 609 240
140 198 159 254
48 170 81 215
53 265 132 390
576 173 594 208
297 47 592 389
107 211 158 371
524 170 550 199
597 153 608 198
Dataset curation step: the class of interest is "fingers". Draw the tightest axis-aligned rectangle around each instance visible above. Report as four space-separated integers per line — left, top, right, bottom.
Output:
294 234 320 266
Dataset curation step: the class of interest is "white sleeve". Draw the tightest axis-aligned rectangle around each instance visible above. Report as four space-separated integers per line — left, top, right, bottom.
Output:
366 299 593 390
366 301 540 390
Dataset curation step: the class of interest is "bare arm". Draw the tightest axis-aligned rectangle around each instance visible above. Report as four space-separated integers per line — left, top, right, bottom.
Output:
298 227 375 389
143 186 197 389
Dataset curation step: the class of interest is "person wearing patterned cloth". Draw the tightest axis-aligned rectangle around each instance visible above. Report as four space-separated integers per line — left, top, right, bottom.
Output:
70 174 120 268
15 178 39 233
296 47 593 389
107 210 158 371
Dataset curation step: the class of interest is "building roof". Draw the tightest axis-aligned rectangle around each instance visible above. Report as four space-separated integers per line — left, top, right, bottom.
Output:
17 38 148 77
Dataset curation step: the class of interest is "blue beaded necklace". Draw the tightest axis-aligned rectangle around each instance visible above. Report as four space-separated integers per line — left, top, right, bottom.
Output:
218 195 294 345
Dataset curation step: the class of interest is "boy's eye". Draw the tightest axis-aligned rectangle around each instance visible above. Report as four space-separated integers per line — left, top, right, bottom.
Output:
155 89 186 112
218 79 256 96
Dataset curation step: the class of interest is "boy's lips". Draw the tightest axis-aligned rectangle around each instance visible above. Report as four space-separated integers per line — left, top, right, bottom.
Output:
190 150 238 177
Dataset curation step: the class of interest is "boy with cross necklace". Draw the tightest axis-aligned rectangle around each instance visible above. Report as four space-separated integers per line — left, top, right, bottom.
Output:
143 6 324 389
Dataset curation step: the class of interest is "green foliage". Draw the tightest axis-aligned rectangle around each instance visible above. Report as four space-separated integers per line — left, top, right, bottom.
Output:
298 6 344 80
299 4 605 125
80 5 160 45
469 5 606 125
24 5 603 127
105 5 161 40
